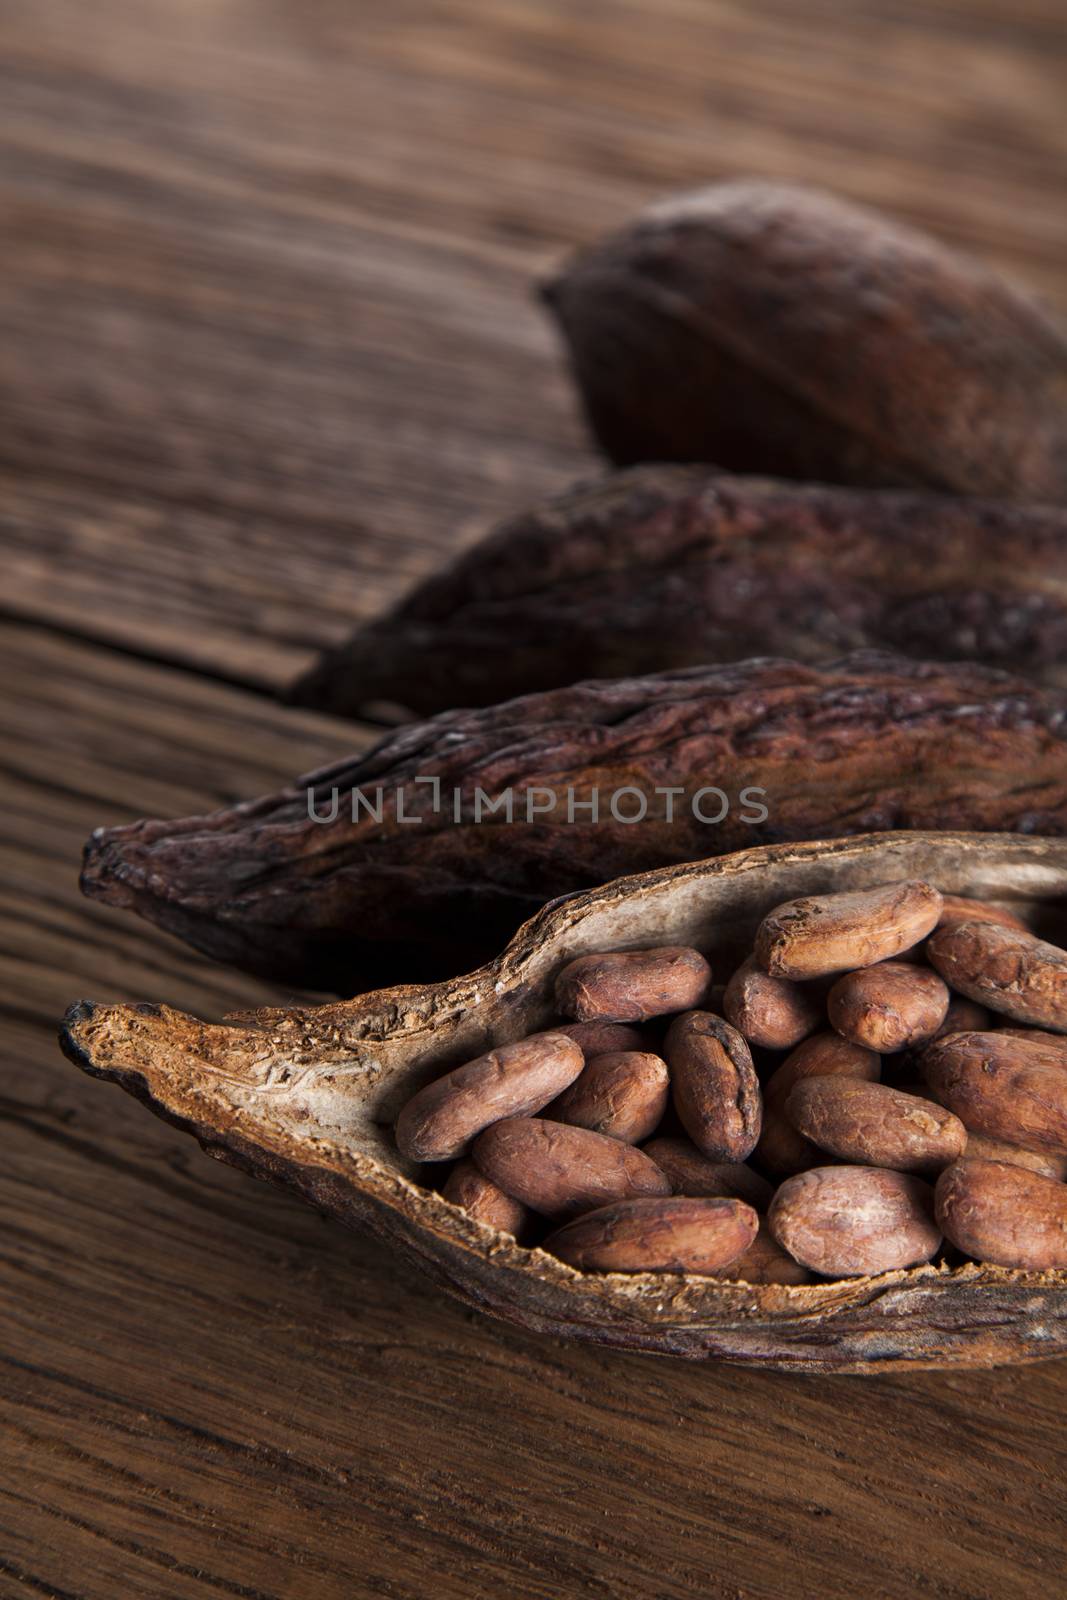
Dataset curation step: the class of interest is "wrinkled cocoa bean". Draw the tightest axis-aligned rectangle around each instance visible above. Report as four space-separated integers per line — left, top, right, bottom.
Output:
723 955 823 1050
756 1032 881 1174
936 895 1029 934
555 1021 647 1057
786 1079 966 1175
962 1132 1067 1182
642 1137 774 1210
935 1158 1067 1270
921 1031 1067 1155
769 1167 941 1277
545 1195 758 1274
556 946 711 1022
827 961 950 1053
471 1118 670 1220
664 1011 761 1162
441 1159 531 1237
711 1223 814 1285
927 921 1067 1032
546 1051 669 1144
755 881 943 980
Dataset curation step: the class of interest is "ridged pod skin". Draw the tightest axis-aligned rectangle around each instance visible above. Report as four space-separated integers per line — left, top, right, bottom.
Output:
542 181 1067 499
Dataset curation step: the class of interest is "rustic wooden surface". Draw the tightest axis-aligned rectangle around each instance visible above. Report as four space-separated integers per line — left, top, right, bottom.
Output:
1 2 1066 1596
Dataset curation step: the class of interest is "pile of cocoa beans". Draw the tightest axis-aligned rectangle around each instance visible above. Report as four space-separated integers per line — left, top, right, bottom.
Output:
395 881 1067 1282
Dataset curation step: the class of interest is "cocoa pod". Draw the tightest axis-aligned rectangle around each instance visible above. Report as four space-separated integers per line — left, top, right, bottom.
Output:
664 1011 761 1162
827 961 950 1053
290 466 1067 719
542 180 1067 500
395 1032 583 1162
786 1079 966 1176
769 1167 941 1277
755 881 943 980
555 946 711 1022
722 955 823 1050
545 1195 758 1275
642 1137 774 1210
441 1160 531 1238
471 1118 670 1220
545 1051 669 1144
711 1224 814 1286
80 653 1067 990
935 1159 1067 1270
927 921 1067 1032
921 1032 1067 1155
962 1133 1067 1182
554 1021 647 1057
757 1032 881 1175
937 895 1029 934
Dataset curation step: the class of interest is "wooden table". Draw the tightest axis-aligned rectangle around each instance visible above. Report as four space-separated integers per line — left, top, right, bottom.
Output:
2 4 1065 1595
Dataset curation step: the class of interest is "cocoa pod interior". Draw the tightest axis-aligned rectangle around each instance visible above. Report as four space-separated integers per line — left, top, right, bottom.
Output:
61 831 1067 1373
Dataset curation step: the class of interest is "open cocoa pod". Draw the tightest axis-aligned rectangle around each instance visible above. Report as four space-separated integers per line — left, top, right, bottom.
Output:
61 832 1067 1373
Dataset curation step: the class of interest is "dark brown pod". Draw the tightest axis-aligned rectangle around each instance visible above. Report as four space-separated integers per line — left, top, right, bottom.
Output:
545 1051 669 1144
395 1031 584 1162
936 1159 1067 1270
542 180 1067 500
921 1032 1067 1155
554 1021 647 1057
827 962 950 1054
722 955 823 1050
545 1196 758 1275
555 946 711 1022
927 921 1067 1032
769 1167 941 1278
290 466 1067 720
80 653 1067 991
642 1137 774 1210
664 1011 761 1162
441 1160 531 1238
757 1032 881 1175
471 1118 670 1221
756 881 943 979
786 1079 966 1176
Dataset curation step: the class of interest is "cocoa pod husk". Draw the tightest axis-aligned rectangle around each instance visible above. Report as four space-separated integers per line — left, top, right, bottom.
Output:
542 180 1067 500
291 465 1067 719
81 652 1067 991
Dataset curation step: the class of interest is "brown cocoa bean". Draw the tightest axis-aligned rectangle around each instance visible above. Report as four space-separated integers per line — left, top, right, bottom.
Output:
921 1031 1067 1155
545 1195 758 1274
937 895 1029 934
786 1079 966 1175
556 945 711 1022
756 1032 881 1174
471 1118 670 1220
935 1158 1067 1270
441 1159 531 1237
932 995 993 1041
542 180 1067 500
755 881 943 980
395 1032 583 1162
642 1137 774 1210
554 1021 647 1057
664 1011 761 1162
827 961 950 1053
711 1223 814 1285
927 921 1067 1032
769 1167 941 1277
545 1051 669 1144
722 955 823 1050
962 1133 1067 1182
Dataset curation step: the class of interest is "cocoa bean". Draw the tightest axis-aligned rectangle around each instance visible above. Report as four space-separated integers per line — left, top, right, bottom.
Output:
544 1195 758 1274
769 1167 941 1277
642 1137 774 1210
664 1011 761 1162
786 1079 966 1175
927 921 1067 1032
441 1159 531 1238
471 1118 670 1220
827 961 950 1053
711 1223 814 1285
542 180 1067 500
935 1159 1067 1270
80 654 1067 990
756 1032 881 1174
756 881 943 980
722 955 823 1050
395 1032 583 1162
545 1051 669 1144
962 1133 1067 1182
554 1021 647 1057
555 946 711 1022
921 1031 1067 1155
937 895 1029 934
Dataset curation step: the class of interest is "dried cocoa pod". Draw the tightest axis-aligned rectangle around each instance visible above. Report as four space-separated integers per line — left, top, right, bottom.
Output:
757 1032 881 1174
471 1118 670 1220
927 921 1067 1031
545 1195 758 1275
291 466 1067 719
937 895 1029 934
786 1079 966 1176
664 1011 761 1162
722 955 823 1050
921 1032 1067 1155
935 1159 1067 1270
545 1051 669 1144
755 881 943 980
441 1159 531 1238
395 1032 583 1162
827 961 950 1053
769 1167 941 1277
542 180 1067 500
642 1137 774 1210
711 1224 814 1286
555 946 711 1022
962 1133 1067 1182
80 653 1067 990
554 1021 647 1057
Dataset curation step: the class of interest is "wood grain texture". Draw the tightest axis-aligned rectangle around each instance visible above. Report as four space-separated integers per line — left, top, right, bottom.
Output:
1 0 1066 1593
